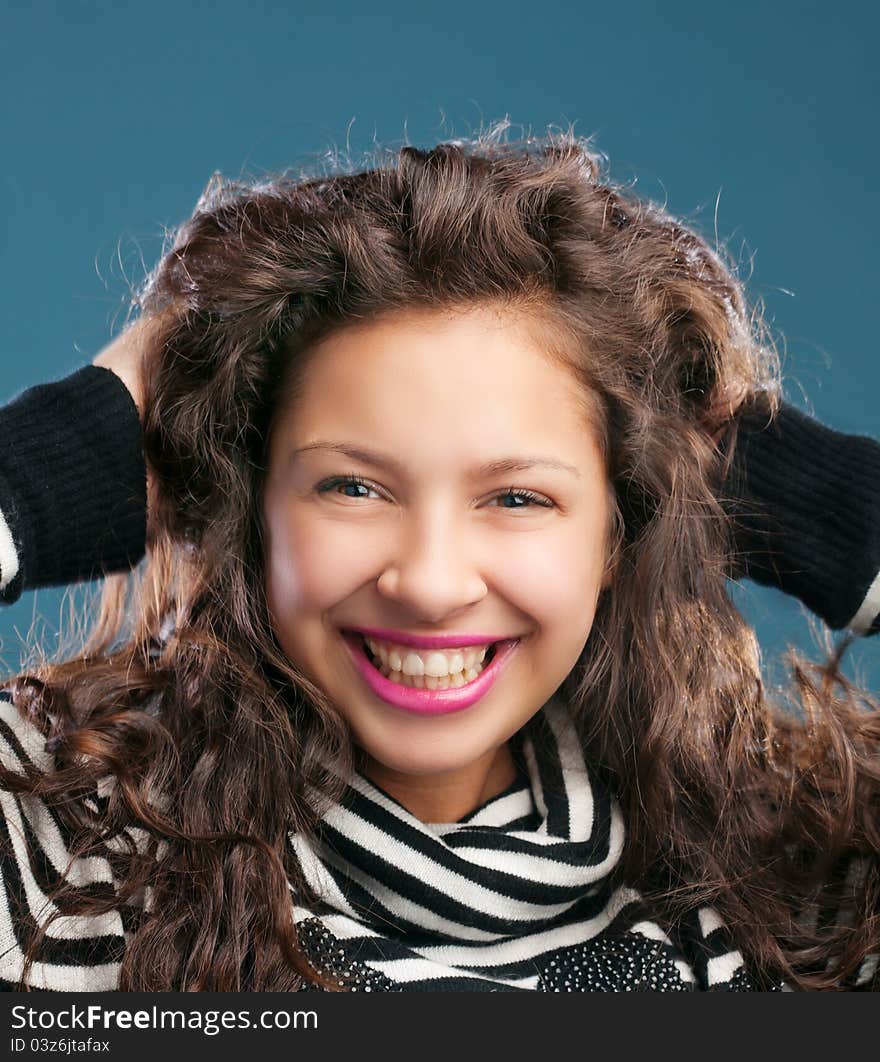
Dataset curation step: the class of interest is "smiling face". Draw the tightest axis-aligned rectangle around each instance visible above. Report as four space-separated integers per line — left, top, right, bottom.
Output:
262 303 612 820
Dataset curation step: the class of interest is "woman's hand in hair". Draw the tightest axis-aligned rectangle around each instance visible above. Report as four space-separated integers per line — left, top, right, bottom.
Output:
707 374 755 446
92 315 163 544
92 315 155 419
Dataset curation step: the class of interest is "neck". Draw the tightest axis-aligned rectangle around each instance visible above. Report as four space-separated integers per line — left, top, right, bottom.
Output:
361 741 519 824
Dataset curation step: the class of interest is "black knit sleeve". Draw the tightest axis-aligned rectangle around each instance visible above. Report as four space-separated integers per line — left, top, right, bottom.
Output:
0 366 146 604
721 396 880 636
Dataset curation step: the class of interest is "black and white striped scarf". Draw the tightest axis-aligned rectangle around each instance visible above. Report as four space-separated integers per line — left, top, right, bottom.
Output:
289 695 758 991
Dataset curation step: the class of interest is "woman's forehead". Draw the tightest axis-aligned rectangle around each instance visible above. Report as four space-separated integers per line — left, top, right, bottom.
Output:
270 310 602 474
279 306 598 430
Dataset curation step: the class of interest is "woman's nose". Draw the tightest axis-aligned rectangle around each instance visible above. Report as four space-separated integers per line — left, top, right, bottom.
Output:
374 514 488 622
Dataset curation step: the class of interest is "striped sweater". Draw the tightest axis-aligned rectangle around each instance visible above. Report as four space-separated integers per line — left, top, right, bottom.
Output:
1 689 877 992
0 691 769 992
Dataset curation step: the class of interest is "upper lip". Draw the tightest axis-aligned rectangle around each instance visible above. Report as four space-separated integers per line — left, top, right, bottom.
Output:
343 626 520 649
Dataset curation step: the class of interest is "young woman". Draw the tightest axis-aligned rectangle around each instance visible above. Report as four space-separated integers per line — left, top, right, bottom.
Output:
1 130 878 992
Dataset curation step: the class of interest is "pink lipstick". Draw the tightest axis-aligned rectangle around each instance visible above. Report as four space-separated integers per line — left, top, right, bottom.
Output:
341 631 521 716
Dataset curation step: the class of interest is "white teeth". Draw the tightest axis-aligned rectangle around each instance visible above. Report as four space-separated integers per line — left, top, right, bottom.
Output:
402 652 425 677
365 637 491 677
362 634 498 688
378 661 486 688
424 651 457 678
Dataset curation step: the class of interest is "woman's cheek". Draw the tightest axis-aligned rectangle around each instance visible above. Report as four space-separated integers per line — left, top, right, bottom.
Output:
497 527 606 628
265 510 382 613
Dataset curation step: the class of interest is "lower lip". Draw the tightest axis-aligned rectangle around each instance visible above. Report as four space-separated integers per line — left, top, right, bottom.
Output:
341 632 521 716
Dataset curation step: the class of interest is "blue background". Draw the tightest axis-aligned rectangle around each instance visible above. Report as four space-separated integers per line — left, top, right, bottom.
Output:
1 0 877 692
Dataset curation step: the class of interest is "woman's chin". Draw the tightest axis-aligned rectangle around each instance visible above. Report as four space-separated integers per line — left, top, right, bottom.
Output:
359 744 489 780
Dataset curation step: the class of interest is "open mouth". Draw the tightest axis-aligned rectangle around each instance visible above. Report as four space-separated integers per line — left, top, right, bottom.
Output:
339 629 522 714
340 630 501 685
358 633 499 671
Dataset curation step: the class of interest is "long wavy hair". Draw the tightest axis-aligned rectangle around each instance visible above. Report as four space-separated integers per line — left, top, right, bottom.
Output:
3 124 878 990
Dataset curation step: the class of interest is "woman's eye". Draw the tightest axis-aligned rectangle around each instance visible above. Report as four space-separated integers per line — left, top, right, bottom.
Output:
316 475 382 500
488 489 554 511
315 477 554 511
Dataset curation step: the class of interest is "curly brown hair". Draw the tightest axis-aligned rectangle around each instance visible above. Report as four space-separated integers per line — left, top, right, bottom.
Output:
4 123 878 990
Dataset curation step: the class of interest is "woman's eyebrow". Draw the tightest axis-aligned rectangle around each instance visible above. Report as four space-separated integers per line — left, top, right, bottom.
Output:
291 441 581 480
